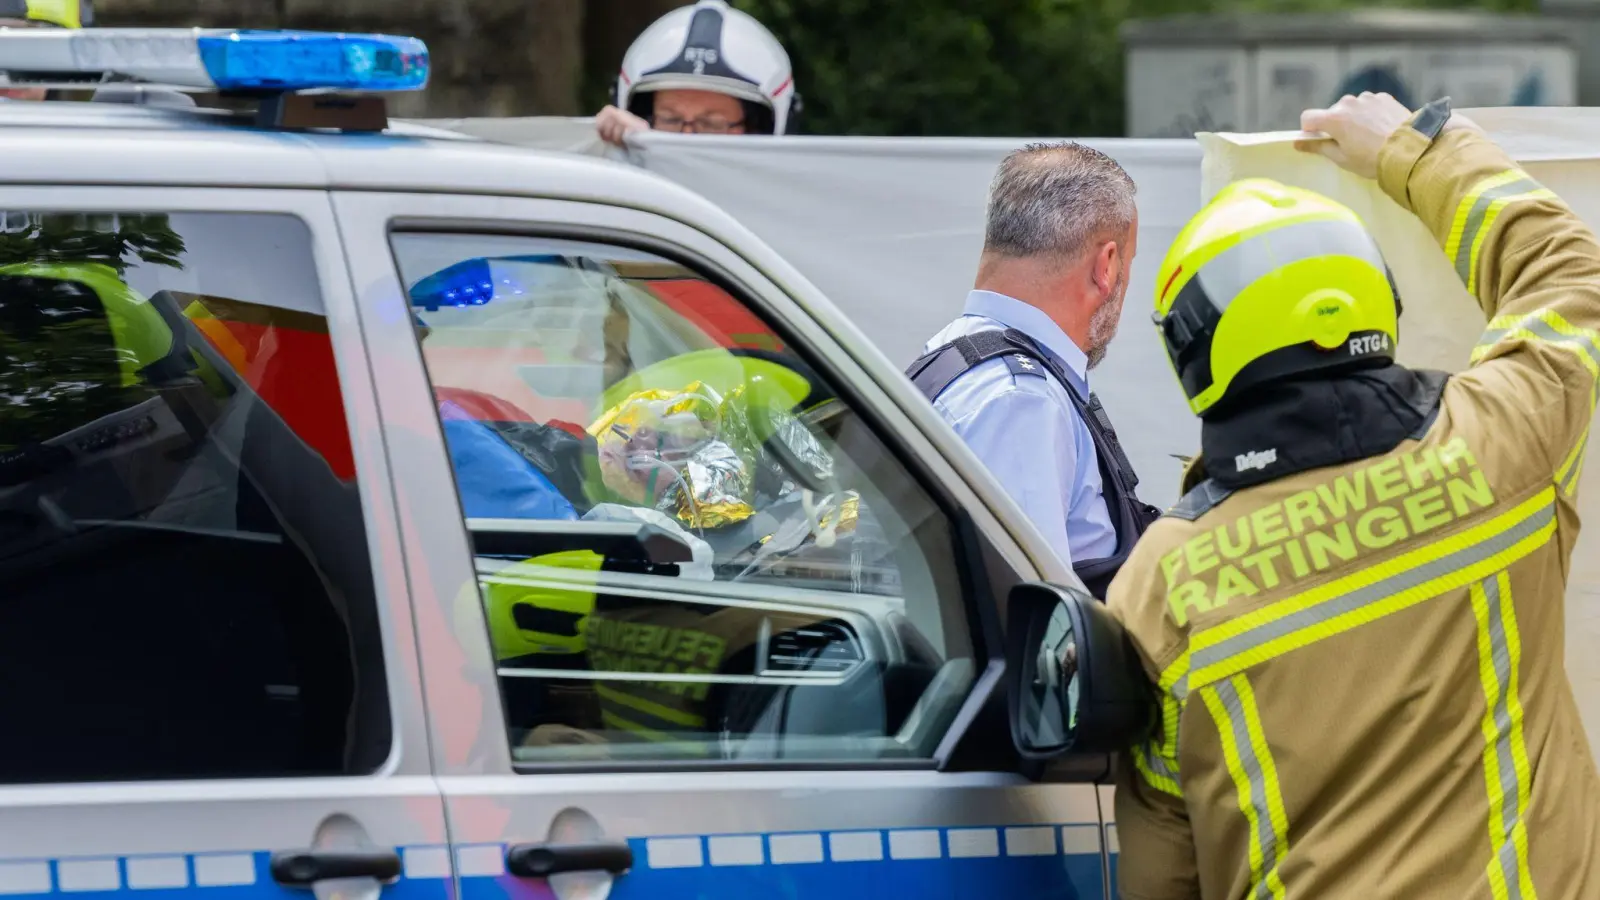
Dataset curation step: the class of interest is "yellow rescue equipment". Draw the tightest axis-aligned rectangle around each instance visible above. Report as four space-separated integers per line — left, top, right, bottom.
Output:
479 550 605 659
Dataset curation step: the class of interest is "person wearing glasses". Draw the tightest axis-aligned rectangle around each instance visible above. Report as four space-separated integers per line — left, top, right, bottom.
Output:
595 0 801 146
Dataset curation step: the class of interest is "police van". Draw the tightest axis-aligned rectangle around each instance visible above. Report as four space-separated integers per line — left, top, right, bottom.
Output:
0 27 1149 900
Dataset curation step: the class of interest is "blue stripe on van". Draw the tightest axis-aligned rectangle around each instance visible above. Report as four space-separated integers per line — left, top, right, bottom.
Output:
0 851 450 900
0 825 1111 900
460 825 1105 900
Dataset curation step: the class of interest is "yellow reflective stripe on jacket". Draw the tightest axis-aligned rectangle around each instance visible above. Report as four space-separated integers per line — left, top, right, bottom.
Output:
1559 425 1589 497
597 708 713 758
1188 487 1557 691
1159 692 1183 759
1134 739 1183 799
594 680 711 756
1473 308 1600 379
1446 170 1527 270
1201 675 1289 900
1138 657 1189 796
1471 572 1540 900
1157 653 1192 765
594 682 706 729
599 710 693 745
1446 170 1560 296
1160 650 1192 704
1132 696 1187 797
1473 308 1599 495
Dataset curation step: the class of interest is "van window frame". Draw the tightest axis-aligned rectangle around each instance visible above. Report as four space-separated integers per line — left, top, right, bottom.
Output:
387 218 1015 775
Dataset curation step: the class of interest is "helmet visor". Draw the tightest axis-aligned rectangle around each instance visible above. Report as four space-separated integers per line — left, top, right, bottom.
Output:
1155 278 1223 402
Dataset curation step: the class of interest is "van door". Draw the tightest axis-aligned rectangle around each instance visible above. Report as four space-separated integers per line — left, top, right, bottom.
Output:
335 190 1114 900
0 189 448 900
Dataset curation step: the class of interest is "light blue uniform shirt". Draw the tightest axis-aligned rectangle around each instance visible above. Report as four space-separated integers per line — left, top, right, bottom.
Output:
923 290 1117 567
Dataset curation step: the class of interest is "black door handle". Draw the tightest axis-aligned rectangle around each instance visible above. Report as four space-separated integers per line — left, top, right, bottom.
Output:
270 849 402 887
505 841 634 878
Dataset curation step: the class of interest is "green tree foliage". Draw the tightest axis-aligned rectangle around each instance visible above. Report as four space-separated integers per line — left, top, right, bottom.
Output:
0 215 187 454
0 277 141 453
724 0 1539 137
0 214 186 275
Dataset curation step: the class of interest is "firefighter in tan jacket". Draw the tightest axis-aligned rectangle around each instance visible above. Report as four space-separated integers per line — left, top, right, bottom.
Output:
1110 92 1600 899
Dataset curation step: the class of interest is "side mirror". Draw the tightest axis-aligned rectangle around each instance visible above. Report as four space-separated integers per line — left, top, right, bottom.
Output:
1005 581 1156 759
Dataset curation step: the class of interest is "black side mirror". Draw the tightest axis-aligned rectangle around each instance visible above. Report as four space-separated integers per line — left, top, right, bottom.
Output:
1005 581 1156 759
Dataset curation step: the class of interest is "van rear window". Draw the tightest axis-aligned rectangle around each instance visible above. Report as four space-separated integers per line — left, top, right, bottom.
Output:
0 211 390 784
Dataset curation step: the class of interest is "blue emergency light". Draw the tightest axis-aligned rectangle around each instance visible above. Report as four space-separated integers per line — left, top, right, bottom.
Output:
409 258 532 312
0 27 429 93
197 31 429 92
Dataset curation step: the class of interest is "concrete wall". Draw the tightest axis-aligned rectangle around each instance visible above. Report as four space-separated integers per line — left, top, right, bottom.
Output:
1543 0 1600 106
95 0 668 118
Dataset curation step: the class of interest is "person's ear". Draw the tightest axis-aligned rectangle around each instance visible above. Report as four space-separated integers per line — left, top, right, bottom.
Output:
1092 241 1120 298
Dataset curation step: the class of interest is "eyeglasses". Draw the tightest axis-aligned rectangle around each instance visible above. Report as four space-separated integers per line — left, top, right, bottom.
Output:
651 114 745 134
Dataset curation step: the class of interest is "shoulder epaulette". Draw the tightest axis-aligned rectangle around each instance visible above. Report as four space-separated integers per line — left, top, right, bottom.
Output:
1165 478 1234 522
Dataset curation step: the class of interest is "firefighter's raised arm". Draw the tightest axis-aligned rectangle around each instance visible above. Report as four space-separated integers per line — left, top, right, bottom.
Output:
1302 93 1600 490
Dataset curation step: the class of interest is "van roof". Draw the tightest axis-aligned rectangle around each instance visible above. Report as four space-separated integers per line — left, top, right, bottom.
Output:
0 100 732 225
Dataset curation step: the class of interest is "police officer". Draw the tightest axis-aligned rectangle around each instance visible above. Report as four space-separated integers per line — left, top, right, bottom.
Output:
594 0 800 146
1111 92 1600 898
907 141 1160 598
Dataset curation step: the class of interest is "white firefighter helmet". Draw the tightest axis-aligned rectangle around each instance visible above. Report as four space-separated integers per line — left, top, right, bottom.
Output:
616 0 799 135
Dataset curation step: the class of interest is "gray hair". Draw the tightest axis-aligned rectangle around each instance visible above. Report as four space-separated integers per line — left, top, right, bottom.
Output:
983 141 1137 263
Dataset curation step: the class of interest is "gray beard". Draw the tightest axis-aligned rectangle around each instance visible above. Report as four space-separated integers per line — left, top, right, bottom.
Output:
1086 342 1107 370
1085 277 1126 370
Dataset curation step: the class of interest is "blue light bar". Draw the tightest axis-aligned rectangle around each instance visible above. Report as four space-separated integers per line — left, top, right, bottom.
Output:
0 28 428 93
409 258 532 312
197 30 429 92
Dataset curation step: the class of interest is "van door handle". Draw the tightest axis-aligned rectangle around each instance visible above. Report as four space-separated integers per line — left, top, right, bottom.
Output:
505 841 634 877
269 849 402 886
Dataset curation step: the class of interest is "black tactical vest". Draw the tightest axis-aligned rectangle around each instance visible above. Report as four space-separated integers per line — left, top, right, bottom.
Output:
905 328 1161 599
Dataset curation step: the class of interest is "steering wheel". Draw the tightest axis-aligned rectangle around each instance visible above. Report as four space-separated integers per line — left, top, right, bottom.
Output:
744 372 838 497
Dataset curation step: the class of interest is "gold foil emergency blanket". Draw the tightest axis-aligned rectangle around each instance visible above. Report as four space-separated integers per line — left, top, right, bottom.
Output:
590 381 756 528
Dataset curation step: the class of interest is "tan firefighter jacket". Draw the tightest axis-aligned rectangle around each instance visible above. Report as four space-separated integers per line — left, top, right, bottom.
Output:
1107 121 1600 898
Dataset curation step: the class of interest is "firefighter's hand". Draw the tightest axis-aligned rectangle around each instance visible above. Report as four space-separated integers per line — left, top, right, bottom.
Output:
1296 93 1482 180
596 105 650 147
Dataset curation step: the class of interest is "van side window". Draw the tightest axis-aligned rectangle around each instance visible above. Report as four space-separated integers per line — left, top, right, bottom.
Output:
0 212 389 783
390 233 978 764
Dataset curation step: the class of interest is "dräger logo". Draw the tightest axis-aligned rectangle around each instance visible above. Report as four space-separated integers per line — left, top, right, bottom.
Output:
1349 333 1391 355
1235 448 1278 472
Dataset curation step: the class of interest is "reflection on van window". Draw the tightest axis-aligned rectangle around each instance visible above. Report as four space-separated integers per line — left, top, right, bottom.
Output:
392 233 978 765
0 212 389 783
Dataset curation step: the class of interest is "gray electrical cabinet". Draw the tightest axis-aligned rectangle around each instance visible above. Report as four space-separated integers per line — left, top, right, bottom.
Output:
1122 9 1577 137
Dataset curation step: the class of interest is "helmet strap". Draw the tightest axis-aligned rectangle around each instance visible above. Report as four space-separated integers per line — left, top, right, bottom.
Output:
739 99 774 135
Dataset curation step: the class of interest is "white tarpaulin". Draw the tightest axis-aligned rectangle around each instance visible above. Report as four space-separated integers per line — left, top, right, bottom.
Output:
420 111 1600 759
1201 108 1600 762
